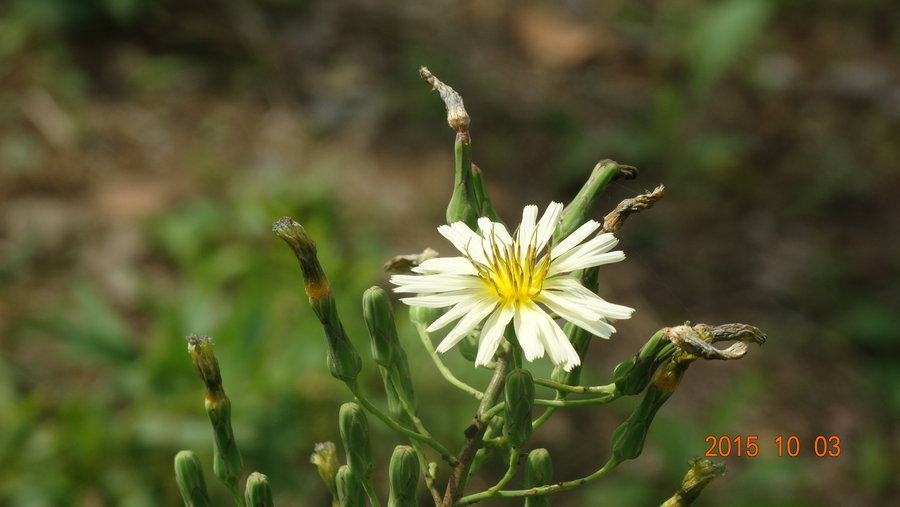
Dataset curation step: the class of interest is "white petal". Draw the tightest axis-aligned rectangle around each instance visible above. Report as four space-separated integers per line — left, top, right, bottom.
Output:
435 298 498 353
549 233 618 270
516 205 539 257
391 274 485 293
412 257 477 275
543 278 635 320
526 302 581 371
478 218 513 247
548 250 625 276
426 295 488 332
474 303 515 366
534 202 564 252
551 220 601 260
438 223 488 263
513 302 544 361
400 290 474 308
537 290 617 338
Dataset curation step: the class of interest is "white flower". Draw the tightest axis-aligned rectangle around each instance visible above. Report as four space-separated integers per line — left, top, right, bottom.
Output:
391 202 634 371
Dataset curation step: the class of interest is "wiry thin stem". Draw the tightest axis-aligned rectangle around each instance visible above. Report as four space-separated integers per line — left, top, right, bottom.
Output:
347 381 456 465
457 457 622 505
415 323 483 400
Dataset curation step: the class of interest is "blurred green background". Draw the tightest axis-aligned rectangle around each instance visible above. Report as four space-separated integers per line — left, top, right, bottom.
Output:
1 0 897 505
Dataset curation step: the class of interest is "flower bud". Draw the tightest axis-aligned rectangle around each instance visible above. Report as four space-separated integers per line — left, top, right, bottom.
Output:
409 305 443 327
554 160 623 243
503 369 535 449
310 442 340 499
186 334 223 398
174 450 211 507
244 472 274 507
610 383 672 462
339 403 374 481
363 286 400 368
613 330 675 395
206 395 244 490
336 465 366 507
661 458 726 507
388 445 420 507
274 218 361 382
524 448 552 507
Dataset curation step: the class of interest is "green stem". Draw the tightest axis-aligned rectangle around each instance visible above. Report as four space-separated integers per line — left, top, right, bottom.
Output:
456 457 622 505
361 480 381 507
347 381 456 465
415 323 483 400
486 448 520 495
441 356 509 506
531 407 556 431
533 377 617 394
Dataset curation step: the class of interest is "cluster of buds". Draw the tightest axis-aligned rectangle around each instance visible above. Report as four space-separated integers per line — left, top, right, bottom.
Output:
173 67 765 507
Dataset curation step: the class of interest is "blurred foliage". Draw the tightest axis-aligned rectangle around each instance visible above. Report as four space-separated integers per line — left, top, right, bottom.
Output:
1 0 898 505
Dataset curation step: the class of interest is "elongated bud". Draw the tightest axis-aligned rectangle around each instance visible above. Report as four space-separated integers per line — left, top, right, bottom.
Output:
471 163 501 222
336 465 366 507
661 458 726 507
186 335 243 493
244 472 274 507
339 403 374 480
388 445 420 507
311 442 340 499
363 286 400 369
555 160 633 242
363 287 417 422
609 382 672 463
503 369 535 449
174 450 211 507
273 217 361 382
524 448 552 507
612 330 675 395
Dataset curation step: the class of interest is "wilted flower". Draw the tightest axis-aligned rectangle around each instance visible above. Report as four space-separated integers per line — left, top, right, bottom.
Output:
391 202 633 371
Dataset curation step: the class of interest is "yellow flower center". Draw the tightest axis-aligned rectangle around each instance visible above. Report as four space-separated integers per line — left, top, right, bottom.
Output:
473 238 551 307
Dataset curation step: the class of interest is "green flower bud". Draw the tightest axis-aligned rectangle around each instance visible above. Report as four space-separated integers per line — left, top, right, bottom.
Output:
363 286 400 368
336 465 366 507
206 394 244 491
363 287 417 422
554 160 625 243
503 369 535 449
388 445 420 507
174 450 211 507
409 305 443 327
661 458 726 507
274 217 361 383
185 335 243 494
310 442 340 499
471 163 501 222
244 472 274 507
610 383 672 462
613 330 675 395
339 403 374 481
447 131 478 228
524 448 553 507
